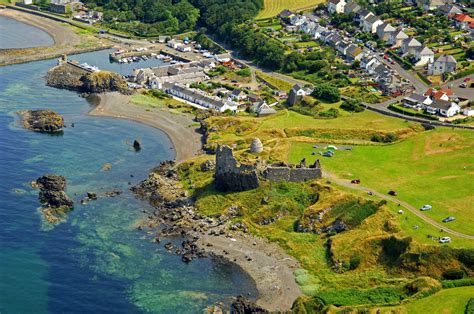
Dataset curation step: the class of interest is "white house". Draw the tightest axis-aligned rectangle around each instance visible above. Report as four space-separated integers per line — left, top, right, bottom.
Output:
167 39 183 49
290 15 307 27
401 37 422 56
230 89 248 102
177 45 192 52
357 9 374 28
301 21 317 34
311 25 328 39
363 15 383 33
288 84 309 105
428 55 457 75
425 99 460 117
376 23 396 41
463 107 474 116
402 93 432 109
413 45 434 66
387 30 408 47
166 84 238 112
328 0 347 14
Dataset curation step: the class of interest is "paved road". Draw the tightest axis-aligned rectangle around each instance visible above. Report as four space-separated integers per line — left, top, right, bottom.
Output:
441 75 474 99
375 54 428 93
324 171 474 240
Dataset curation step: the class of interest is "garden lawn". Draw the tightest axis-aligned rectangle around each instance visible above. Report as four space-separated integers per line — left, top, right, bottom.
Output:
288 128 474 235
256 0 324 19
404 287 473 314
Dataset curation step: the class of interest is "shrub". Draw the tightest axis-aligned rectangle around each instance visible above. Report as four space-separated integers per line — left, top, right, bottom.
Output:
465 298 474 314
236 67 251 77
381 236 412 264
316 287 406 306
349 254 362 270
405 277 441 298
371 133 398 143
443 269 465 280
311 84 341 103
291 296 326 314
442 278 474 288
340 99 365 113
318 108 339 118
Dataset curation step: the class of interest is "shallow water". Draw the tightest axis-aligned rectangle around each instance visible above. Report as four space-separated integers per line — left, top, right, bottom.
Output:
0 52 257 313
0 15 54 49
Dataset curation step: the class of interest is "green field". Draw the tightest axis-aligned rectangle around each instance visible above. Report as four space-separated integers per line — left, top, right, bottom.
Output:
288 128 474 235
256 0 324 19
374 287 474 314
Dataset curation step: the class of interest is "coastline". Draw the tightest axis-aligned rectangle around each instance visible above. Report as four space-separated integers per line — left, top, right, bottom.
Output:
93 93 302 311
0 8 111 66
89 92 203 163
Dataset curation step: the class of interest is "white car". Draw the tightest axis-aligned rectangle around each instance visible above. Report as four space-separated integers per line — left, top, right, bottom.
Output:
420 204 432 211
439 237 451 243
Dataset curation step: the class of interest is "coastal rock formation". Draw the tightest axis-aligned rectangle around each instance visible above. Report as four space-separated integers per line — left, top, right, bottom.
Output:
18 110 65 133
46 63 129 94
133 139 141 151
35 174 74 209
249 138 263 154
231 296 268 314
80 71 129 94
200 160 215 172
214 145 259 192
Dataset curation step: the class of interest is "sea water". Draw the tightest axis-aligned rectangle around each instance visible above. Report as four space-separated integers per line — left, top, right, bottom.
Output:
0 51 257 312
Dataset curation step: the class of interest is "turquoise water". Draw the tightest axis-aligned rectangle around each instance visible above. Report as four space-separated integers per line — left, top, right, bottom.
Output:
0 16 54 49
0 53 257 312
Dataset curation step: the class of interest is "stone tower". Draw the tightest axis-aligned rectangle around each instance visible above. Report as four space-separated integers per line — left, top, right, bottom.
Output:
250 138 263 153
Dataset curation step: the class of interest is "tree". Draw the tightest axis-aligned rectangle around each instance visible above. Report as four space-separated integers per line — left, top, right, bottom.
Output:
340 99 365 112
466 47 474 60
311 84 341 103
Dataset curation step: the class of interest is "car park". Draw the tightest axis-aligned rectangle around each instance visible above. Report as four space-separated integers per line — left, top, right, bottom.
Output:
439 237 451 243
442 217 455 223
420 204 432 211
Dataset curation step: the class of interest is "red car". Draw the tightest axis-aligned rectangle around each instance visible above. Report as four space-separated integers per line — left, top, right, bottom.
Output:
464 77 472 82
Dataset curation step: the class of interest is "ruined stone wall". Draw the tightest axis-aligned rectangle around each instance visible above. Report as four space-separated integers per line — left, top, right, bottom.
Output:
289 168 322 182
214 145 259 192
263 160 322 183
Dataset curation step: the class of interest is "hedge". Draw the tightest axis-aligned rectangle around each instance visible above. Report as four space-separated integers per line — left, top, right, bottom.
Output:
388 104 438 120
388 50 413 70
442 278 474 289
454 68 474 80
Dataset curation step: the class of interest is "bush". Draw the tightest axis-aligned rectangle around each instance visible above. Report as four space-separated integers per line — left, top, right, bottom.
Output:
371 133 398 143
405 277 441 298
316 287 407 306
381 236 412 264
442 278 474 288
443 269 465 280
340 99 365 113
236 67 251 77
349 254 362 270
465 298 474 314
311 84 341 103
318 108 339 118
291 296 326 314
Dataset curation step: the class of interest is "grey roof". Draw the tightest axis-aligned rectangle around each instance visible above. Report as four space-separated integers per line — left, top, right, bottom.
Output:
292 84 303 92
404 93 427 103
377 22 395 33
168 84 226 109
439 4 462 14
417 45 434 55
435 54 457 64
279 9 293 18
344 2 361 13
346 44 361 56
403 37 422 47
366 15 381 24
231 89 243 96
429 99 453 110
392 30 408 39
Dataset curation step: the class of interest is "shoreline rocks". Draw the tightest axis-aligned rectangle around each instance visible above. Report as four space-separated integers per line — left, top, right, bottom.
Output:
45 63 130 94
33 174 74 224
18 109 65 133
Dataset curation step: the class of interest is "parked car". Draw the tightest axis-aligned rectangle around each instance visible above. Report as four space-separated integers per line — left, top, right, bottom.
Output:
388 190 397 196
439 237 451 243
442 217 456 223
367 191 374 196
350 179 361 184
420 204 432 211
460 83 467 88
322 151 334 157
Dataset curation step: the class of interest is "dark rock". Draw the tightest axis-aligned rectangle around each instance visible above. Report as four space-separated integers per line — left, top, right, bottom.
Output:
18 110 65 133
230 296 268 314
105 190 121 197
133 139 141 151
87 192 97 200
35 175 73 209
200 160 215 171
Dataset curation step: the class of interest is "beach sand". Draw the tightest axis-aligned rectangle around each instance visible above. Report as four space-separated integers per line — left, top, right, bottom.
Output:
89 92 203 163
0 8 111 66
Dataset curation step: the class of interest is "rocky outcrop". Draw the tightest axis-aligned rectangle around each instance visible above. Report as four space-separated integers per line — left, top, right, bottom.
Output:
35 174 74 209
80 71 129 94
231 296 268 314
214 145 259 192
45 63 129 94
18 110 65 133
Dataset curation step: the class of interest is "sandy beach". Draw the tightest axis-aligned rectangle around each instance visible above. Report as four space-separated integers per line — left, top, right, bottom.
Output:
89 92 203 162
0 8 111 66
197 232 302 311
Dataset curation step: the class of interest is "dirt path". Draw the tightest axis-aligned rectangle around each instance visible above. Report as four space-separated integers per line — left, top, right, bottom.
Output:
324 171 474 240
89 92 203 163
196 232 301 312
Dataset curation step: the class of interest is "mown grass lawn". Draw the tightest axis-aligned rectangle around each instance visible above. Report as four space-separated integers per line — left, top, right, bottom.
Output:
256 0 324 19
375 287 474 314
288 128 474 235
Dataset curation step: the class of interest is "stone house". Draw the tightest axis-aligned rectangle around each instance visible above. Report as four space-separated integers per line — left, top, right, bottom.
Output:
400 37 422 56
428 54 457 75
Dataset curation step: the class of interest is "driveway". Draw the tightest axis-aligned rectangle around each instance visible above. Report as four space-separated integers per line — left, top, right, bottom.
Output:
441 75 474 100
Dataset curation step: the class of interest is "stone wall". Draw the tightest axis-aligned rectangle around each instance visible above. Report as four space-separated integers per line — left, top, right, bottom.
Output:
263 160 322 183
214 145 259 192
